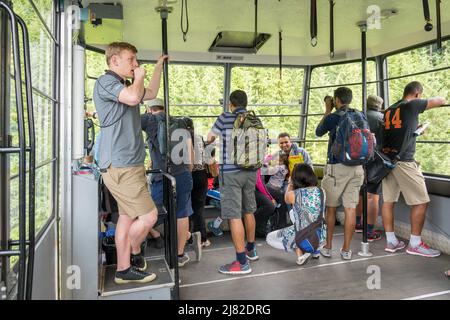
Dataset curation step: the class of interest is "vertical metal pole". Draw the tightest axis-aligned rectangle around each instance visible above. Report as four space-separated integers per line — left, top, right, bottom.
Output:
436 0 442 51
299 66 311 148
156 3 179 300
223 63 231 112
358 22 372 257
161 9 170 175
53 0 62 300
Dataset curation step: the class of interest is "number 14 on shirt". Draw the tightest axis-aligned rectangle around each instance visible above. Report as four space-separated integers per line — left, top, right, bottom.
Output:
384 108 402 129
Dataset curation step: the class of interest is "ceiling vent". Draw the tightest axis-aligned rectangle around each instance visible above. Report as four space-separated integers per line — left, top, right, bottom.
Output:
208 31 271 54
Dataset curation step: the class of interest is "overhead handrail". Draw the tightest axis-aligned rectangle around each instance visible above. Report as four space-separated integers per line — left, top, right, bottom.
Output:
0 0 27 300
16 14 36 300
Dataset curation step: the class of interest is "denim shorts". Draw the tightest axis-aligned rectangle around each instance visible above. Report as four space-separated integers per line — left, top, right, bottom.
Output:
151 170 193 219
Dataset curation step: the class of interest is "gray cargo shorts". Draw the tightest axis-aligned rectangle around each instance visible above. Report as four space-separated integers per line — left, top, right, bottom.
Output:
219 170 257 219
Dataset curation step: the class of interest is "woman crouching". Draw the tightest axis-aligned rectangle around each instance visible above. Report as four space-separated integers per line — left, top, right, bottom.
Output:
266 164 326 266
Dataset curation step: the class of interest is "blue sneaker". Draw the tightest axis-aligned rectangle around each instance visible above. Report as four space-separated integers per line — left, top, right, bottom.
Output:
208 221 223 237
246 247 259 261
218 260 252 275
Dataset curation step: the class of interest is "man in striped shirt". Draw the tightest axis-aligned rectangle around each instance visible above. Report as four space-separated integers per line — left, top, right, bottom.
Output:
207 90 259 275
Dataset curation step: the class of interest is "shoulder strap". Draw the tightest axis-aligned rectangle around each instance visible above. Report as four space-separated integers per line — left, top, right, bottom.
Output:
336 110 346 117
319 187 325 220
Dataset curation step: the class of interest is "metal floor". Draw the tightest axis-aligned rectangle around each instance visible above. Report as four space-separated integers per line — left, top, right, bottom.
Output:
178 226 450 300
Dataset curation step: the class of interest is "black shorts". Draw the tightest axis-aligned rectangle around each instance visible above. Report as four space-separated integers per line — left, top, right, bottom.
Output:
359 181 382 196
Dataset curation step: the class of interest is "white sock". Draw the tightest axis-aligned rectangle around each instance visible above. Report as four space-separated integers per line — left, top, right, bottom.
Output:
386 232 398 245
213 217 223 228
410 234 421 248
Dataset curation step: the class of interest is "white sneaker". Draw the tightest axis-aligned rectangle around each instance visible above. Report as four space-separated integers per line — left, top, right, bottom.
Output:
202 239 211 247
340 248 352 260
320 247 331 258
296 253 311 266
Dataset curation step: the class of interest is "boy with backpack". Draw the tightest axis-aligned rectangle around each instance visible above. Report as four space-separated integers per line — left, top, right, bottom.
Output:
207 90 266 275
141 98 202 267
315 87 374 260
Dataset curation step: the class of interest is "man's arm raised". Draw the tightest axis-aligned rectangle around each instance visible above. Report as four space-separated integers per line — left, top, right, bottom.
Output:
143 55 169 101
426 97 447 110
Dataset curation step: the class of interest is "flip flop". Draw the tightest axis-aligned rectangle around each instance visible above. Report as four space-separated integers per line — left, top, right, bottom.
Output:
445 270 450 279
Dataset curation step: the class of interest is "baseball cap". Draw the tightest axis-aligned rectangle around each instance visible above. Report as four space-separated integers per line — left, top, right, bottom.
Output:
367 95 383 110
146 98 164 108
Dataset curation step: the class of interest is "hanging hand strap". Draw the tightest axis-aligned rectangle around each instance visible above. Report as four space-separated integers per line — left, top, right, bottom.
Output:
181 0 189 42
310 0 318 47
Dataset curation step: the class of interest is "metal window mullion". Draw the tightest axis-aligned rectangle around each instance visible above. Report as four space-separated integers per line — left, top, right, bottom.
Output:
27 0 58 45
53 0 61 300
32 85 58 104
9 74 59 103
309 79 381 90
9 158 56 181
223 63 231 112
416 140 450 144
376 55 389 108
382 65 450 83
300 66 312 148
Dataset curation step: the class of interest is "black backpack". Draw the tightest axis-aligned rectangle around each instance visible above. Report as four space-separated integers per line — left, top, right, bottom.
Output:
146 114 194 165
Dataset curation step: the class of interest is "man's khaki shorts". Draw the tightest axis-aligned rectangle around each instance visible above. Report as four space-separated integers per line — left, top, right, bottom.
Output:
321 164 364 209
382 161 430 205
102 165 156 219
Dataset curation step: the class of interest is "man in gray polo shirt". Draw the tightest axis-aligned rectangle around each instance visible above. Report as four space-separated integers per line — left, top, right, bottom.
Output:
93 42 167 284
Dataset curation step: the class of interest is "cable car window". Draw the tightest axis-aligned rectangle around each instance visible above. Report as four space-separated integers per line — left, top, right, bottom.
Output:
8 0 57 246
306 61 377 165
12 0 55 97
168 64 225 137
386 40 450 176
230 66 305 141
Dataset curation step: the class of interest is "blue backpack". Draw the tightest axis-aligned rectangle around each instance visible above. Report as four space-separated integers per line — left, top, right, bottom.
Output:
331 109 375 166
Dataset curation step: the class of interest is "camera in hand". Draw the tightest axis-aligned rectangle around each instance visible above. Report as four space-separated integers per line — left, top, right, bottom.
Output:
324 95 334 109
